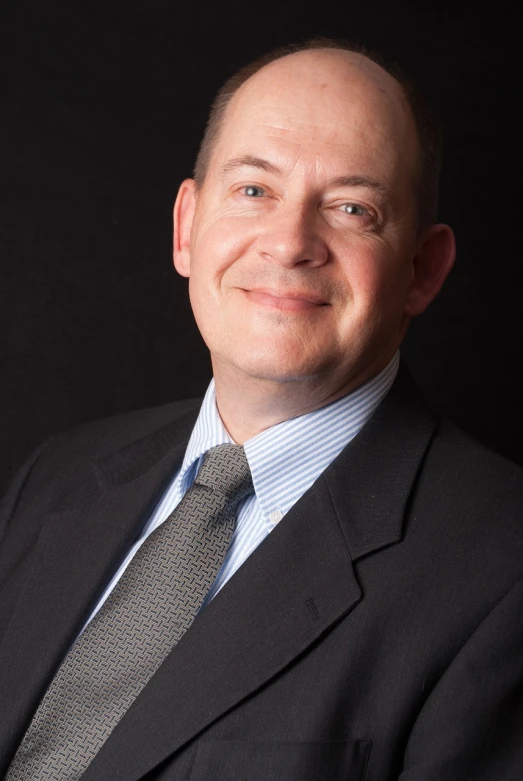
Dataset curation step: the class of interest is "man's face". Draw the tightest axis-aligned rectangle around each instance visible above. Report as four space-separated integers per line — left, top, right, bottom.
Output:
174 51 445 391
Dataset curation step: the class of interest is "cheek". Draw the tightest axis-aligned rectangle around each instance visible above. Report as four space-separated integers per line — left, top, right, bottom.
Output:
338 245 387 300
191 223 271 325
191 214 259 275
338 244 412 324
187 219 257 328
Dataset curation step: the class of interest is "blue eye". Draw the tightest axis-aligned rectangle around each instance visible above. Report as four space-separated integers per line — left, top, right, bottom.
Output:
342 203 366 216
243 185 265 197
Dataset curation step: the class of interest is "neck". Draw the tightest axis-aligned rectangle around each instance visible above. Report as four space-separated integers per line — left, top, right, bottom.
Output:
212 351 396 445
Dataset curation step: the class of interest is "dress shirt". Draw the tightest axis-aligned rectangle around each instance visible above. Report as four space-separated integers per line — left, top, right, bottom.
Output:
83 351 399 629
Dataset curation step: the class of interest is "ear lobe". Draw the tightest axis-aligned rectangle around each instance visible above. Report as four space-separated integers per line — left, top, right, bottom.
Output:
173 179 197 278
404 223 456 317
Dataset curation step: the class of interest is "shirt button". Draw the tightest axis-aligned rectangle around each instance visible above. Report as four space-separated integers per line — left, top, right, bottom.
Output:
270 509 283 524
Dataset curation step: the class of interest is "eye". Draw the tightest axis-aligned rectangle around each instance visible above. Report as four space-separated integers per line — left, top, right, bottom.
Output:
340 203 368 217
242 185 266 197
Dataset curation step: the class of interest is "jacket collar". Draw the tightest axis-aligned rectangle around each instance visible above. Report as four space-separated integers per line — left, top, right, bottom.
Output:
326 363 437 560
95 358 432 563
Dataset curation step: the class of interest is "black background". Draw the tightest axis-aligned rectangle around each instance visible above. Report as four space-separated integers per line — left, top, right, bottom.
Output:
1 1 520 496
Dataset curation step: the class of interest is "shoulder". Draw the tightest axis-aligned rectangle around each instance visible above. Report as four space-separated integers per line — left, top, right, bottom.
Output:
1 398 202 521
427 417 523 502
43 397 202 463
410 416 523 576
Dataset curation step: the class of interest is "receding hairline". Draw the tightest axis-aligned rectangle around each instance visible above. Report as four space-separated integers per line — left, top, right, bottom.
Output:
221 47 410 134
193 38 442 233
236 46 406 93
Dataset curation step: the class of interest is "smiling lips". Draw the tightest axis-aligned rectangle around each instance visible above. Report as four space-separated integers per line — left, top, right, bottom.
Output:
243 288 329 312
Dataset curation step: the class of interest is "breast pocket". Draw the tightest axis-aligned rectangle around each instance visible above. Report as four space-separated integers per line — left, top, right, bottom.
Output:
187 738 371 781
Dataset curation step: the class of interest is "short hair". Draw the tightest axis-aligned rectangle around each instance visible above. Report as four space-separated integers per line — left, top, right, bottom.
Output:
193 37 443 234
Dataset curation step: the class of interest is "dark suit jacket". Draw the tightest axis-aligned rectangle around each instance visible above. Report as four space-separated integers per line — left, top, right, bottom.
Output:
1 369 523 781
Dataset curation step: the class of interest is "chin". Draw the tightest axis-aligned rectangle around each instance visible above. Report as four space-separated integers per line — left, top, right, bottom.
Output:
230 349 336 384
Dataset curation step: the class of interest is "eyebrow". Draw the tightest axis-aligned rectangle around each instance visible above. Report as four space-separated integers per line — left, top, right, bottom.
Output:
328 174 388 194
219 155 282 178
219 156 388 195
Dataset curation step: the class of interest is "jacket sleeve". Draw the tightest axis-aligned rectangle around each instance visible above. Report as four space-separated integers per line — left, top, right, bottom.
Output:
399 576 523 781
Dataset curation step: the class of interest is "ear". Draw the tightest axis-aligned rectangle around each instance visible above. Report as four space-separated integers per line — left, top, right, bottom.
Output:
404 223 456 317
173 178 197 278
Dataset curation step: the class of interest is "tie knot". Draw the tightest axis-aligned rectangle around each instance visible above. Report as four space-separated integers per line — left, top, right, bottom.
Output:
194 444 253 502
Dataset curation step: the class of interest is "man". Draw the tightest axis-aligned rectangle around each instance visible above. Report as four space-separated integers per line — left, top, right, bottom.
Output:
1 39 522 781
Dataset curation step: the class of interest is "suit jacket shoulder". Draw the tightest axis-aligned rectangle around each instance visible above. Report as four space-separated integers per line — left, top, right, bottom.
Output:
420 417 523 547
0 397 202 581
50 396 202 459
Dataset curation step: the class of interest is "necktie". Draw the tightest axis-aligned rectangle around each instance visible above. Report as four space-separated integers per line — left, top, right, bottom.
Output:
7 443 253 780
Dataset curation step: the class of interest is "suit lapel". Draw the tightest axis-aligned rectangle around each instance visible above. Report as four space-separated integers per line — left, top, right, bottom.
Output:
326 364 438 561
82 366 438 781
0 406 199 771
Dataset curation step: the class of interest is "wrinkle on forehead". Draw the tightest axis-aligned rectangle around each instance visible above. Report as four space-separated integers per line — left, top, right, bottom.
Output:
229 113 407 173
242 123 395 160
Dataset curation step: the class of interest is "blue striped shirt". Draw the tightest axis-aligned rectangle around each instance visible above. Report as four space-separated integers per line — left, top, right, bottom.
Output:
85 351 399 626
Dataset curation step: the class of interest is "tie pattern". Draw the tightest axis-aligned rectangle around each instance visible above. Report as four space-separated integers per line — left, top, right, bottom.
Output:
7 444 253 780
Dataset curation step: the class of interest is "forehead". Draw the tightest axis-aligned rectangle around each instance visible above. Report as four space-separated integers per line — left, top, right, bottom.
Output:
212 50 416 180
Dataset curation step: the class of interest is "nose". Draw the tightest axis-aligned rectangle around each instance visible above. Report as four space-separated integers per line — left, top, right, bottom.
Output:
256 204 329 269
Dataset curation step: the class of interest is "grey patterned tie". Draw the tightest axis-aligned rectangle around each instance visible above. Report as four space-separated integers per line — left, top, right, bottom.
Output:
7 443 253 780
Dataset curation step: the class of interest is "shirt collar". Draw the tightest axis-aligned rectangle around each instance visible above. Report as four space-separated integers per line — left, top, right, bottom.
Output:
179 351 400 526
177 383 233 492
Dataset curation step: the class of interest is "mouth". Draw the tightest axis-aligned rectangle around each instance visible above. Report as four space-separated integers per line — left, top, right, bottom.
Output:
241 288 329 312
